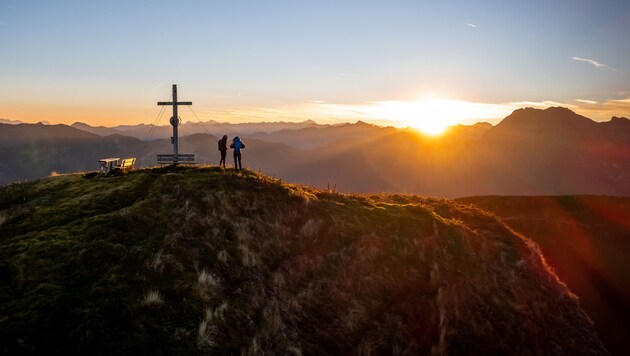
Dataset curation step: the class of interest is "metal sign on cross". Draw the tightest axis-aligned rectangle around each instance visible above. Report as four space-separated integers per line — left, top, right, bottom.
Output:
157 84 192 158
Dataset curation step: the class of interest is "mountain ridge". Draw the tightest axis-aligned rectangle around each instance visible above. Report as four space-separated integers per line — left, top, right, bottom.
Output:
69 119 326 140
2 107 630 197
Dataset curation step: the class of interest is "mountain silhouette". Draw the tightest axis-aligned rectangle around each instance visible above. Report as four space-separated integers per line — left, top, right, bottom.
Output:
248 120 399 149
71 122 121 136
2 107 630 197
71 120 324 140
0 167 608 354
442 122 493 141
484 107 595 141
0 122 98 144
477 107 630 196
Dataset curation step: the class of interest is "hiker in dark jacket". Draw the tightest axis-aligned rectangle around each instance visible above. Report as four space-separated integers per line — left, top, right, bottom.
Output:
230 136 245 170
218 135 228 168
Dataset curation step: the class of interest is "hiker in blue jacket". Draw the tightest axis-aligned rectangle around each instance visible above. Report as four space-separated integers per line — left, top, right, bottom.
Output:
230 136 245 170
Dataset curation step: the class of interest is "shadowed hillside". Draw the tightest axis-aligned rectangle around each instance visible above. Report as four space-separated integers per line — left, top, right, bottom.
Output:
0 167 607 354
0 123 140 184
457 195 630 355
476 108 630 196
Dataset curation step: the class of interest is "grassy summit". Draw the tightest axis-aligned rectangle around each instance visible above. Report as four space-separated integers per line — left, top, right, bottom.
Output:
0 167 606 355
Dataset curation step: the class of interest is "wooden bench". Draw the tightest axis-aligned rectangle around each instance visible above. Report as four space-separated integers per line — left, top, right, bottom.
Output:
157 154 196 166
99 157 120 175
113 158 136 172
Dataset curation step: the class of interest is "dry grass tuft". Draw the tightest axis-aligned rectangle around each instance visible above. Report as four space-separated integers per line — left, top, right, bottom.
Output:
217 249 229 264
198 269 221 300
197 308 216 349
299 219 321 238
287 346 303 356
141 290 163 306
213 302 228 321
239 243 259 267
148 249 166 272
244 336 261 356
198 270 221 287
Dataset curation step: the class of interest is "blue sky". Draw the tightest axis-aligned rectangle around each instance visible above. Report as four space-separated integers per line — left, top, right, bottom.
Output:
1 0 629 128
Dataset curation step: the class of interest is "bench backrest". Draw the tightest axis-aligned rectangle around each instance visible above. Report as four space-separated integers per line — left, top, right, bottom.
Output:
157 154 196 163
119 158 136 170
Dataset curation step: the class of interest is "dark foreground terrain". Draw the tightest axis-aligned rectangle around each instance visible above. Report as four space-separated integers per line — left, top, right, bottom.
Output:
0 167 607 354
459 195 630 355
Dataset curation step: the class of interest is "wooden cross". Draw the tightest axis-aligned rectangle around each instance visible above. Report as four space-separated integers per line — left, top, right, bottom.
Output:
157 84 192 158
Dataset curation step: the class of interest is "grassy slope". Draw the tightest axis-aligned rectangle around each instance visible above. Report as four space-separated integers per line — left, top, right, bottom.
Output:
457 195 630 355
0 167 607 355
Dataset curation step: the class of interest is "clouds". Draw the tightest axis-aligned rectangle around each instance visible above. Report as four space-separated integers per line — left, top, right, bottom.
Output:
572 56 616 71
174 95 630 128
575 99 597 105
509 100 568 108
573 97 630 119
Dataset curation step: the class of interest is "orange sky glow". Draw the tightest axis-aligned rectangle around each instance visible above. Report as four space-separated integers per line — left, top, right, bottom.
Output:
3 96 630 135
2 2 629 134
2 0 630 280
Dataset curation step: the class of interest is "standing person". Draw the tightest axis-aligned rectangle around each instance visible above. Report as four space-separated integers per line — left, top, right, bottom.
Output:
218 135 228 168
230 136 245 170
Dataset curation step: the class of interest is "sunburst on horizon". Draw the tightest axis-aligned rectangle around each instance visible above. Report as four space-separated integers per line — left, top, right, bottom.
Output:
358 97 514 135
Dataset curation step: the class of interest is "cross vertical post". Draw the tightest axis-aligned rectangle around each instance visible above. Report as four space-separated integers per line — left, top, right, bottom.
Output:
172 84 179 158
157 84 192 164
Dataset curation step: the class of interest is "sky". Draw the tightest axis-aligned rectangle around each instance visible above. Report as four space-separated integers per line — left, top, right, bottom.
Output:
1 0 630 133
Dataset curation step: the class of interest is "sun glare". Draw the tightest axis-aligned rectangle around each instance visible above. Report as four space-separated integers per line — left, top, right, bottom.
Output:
362 98 513 135
406 99 454 135
361 98 460 135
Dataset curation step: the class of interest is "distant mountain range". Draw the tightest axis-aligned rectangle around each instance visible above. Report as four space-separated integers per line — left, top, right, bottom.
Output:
0 118 49 125
1 107 630 197
70 119 324 140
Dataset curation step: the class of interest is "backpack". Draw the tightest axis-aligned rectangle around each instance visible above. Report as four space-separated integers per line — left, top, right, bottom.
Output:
218 139 222 151
233 139 242 150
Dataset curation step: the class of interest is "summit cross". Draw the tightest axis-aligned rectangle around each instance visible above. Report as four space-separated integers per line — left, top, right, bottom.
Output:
157 84 192 158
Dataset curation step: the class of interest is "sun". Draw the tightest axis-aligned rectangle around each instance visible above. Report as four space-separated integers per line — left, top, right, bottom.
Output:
368 98 457 135
410 113 451 135
364 97 512 135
